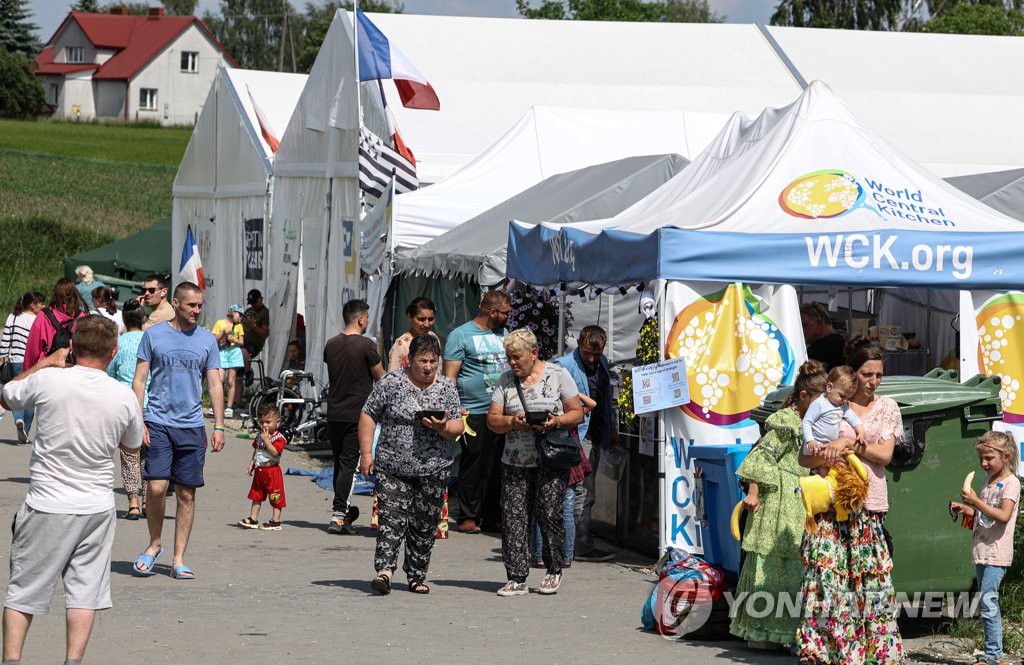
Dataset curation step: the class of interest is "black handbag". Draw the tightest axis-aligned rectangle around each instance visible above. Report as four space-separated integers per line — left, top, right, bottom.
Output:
513 376 581 471
0 358 13 384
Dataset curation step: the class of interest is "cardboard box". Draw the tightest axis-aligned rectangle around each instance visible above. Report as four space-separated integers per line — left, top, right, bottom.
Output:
869 325 905 351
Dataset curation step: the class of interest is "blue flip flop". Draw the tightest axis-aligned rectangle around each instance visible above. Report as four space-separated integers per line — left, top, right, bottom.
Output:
171 564 195 580
133 547 163 577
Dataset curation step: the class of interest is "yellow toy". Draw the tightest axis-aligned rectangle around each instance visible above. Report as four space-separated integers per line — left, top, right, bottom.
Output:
796 454 870 533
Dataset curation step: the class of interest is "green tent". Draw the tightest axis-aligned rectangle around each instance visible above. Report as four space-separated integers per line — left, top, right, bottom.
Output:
63 218 171 298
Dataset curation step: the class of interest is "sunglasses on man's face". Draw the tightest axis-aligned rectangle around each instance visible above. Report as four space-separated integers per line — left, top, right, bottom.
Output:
143 287 161 294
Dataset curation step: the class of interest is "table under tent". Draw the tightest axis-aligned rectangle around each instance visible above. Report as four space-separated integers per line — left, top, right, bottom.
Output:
504 82 1024 582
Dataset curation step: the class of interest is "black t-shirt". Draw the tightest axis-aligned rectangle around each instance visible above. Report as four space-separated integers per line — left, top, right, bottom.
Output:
807 331 846 371
324 332 381 421
243 305 270 351
585 363 605 440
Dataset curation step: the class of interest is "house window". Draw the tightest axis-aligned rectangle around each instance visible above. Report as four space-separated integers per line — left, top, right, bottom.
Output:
139 88 157 111
50 83 60 106
180 51 198 73
67 46 84 63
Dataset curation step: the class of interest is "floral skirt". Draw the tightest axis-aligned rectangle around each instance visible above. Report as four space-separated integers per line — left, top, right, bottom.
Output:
729 550 805 646
797 511 904 665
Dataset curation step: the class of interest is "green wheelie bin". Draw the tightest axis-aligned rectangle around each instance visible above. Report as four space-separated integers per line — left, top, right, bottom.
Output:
752 369 1003 595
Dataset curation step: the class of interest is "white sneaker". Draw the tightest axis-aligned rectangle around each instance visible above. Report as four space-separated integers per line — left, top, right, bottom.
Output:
496 581 528 597
224 408 234 419
15 419 28 445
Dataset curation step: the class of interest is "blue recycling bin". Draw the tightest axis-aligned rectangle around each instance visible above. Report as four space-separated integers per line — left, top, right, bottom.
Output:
689 444 753 579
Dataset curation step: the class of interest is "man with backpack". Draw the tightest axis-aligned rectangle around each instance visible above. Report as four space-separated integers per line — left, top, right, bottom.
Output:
22 278 87 370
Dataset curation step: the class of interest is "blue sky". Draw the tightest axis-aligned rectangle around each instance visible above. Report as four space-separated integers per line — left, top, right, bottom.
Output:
30 0 776 44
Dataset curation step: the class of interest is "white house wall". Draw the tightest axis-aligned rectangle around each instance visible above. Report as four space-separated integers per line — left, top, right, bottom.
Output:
126 24 230 125
60 74 96 119
93 80 123 118
49 21 97 65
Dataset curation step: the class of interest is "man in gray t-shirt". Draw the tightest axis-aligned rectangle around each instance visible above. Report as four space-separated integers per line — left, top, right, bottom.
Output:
443 290 510 534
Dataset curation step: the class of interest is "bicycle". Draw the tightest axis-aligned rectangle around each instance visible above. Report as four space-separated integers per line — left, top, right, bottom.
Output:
243 359 328 447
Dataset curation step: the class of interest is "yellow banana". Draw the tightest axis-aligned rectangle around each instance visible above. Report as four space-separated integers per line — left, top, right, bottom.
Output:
456 414 477 442
963 471 975 493
730 500 744 541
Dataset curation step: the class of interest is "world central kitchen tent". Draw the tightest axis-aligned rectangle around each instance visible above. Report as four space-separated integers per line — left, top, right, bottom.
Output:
507 81 1024 555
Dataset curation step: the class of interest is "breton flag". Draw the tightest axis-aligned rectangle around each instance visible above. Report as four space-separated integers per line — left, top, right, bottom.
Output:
359 125 417 200
355 9 440 111
178 224 205 289
246 85 280 153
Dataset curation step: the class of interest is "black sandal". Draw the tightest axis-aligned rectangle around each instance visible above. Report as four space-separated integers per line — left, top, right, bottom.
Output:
407 579 430 594
370 574 391 595
125 506 142 521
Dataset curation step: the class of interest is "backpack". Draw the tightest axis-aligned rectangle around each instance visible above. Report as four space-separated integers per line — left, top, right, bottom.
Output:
42 308 83 356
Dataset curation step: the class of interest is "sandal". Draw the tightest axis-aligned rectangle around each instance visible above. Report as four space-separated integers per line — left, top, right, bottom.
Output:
238 517 259 529
125 506 142 521
407 579 430 594
370 573 391 595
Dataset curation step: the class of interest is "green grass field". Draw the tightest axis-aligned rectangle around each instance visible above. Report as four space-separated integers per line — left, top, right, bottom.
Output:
0 119 188 309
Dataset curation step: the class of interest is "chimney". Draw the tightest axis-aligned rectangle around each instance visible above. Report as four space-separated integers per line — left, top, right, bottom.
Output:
109 7 129 15
147 7 165 19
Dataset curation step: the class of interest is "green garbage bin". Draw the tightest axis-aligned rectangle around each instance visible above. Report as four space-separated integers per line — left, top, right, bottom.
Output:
752 369 1003 595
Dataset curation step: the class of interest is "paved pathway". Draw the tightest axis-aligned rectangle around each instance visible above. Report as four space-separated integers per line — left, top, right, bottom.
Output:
0 413 945 664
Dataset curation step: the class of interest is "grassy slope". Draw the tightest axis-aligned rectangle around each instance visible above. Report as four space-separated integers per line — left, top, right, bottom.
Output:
0 120 190 308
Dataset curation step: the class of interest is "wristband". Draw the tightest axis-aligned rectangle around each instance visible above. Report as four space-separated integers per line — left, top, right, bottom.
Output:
213 426 225 432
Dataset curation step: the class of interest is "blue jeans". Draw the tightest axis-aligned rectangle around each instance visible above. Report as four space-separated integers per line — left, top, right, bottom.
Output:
531 485 576 564
10 362 33 432
977 563 1007 659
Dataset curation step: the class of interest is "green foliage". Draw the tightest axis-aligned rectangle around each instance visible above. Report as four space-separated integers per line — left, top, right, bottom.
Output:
921 2 1024 34
516 0 723 21
770 0 911 30
98 1 199 15
204 0 301 71
0 47 44 119
72 0 102 11
0 119 185 307
0 217 114 311
0 0 40 56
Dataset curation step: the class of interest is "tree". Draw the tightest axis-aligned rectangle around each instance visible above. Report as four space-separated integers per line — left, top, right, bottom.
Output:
516 0 723 21
295 0 402 74
204 0 297 71
96 1 198 15
0 0 41 56
72 0 102 11
770 0 914 31
0 46 44 119
921 2 1024 33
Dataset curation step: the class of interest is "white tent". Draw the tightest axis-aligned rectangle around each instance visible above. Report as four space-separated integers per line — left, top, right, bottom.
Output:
366 13 804 184
507 81 1024 553
266 10 389 384
392 106 726 251
172 67 306 325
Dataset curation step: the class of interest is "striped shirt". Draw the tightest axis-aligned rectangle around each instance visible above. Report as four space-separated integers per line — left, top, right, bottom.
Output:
0 312 35 364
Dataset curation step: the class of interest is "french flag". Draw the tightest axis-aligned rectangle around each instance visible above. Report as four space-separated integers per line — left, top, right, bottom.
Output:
356 10 440 111
179 224 205 290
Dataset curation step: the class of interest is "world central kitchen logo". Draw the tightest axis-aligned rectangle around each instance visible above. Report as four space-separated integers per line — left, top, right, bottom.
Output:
778 169 957 227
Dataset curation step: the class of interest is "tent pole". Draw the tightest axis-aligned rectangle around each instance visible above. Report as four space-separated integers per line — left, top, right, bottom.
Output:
558 291 566 356
848 287 853 341
606 293 614 363
926 290 932 369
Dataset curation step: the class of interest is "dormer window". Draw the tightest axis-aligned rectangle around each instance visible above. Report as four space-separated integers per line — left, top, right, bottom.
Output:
67 46 85 63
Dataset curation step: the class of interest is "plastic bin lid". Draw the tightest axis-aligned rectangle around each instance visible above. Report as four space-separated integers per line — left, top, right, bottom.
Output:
756 371 1001 420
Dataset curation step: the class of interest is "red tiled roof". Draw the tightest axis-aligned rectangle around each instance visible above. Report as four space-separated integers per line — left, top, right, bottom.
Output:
39 12 236 82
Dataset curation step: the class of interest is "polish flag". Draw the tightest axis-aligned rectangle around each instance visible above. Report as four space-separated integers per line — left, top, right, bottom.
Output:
179 224 205 289
356 10 440 111
247 85 280 153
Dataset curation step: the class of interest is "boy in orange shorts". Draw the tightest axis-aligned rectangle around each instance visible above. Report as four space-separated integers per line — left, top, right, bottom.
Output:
238 404 287 530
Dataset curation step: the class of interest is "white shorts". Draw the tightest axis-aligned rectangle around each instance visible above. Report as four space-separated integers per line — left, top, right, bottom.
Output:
4 503 116 614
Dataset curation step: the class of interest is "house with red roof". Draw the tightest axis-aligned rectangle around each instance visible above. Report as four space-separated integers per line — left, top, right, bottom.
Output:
35 7 236 125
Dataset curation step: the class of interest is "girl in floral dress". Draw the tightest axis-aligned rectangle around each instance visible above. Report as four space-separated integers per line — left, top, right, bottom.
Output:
797 338 904 665
731 360 827 649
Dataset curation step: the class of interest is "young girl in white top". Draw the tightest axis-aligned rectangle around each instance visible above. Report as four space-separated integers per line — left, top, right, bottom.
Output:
951 430 1021 665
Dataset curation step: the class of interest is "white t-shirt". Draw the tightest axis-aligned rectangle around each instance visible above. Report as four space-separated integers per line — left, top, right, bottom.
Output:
3 365 144 514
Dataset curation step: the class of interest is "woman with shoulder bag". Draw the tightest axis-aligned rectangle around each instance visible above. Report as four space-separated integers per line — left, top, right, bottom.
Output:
24 278 87 369
0 291 45 443
487 328 583 597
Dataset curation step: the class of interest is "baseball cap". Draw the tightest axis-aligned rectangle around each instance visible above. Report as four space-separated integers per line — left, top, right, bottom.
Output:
247 289 262 305
228 304 245 314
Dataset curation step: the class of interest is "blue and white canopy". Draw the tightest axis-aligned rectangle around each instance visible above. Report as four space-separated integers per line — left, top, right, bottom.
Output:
507 81 1024 291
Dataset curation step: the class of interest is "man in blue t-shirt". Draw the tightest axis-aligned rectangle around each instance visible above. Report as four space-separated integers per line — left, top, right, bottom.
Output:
131 282 224 580
443 290 510 534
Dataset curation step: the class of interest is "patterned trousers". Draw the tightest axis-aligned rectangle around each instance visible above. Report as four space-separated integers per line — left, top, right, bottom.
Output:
120 448 144 500
501 464 569 583
374 469 450 583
